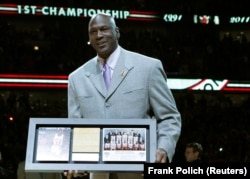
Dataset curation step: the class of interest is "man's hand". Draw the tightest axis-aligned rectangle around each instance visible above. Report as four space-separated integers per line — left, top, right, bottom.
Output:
63 170 78 179
63 170 89 179
155 148 168 163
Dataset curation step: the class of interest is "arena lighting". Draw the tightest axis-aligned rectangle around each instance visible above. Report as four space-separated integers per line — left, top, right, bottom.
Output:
126 10 159 21
33 45 39 51
0 74 250 92
0 74 68 89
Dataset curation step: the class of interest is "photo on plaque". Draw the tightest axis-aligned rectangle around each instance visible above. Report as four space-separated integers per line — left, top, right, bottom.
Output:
35 127 71 161
71 127 101 162
102 128 146 162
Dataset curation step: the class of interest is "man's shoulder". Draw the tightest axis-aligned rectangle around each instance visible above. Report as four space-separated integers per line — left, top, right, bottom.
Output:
68 58 96 78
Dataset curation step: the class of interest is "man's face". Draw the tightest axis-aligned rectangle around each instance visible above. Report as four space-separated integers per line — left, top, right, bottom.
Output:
185 147 199 162
88 15 119 59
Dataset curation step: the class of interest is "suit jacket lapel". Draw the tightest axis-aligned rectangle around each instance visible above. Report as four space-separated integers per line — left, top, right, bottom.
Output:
107 49 134 97
90 73 106 96
87 59 107 97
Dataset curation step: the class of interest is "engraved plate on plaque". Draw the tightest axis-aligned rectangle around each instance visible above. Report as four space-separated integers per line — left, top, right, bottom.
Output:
71 128 100 161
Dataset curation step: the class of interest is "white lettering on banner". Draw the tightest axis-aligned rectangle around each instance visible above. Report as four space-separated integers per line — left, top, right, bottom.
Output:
17 5 37 14
50 7 57 15
230 16 250 23
163 14 182 22
17 5 130 19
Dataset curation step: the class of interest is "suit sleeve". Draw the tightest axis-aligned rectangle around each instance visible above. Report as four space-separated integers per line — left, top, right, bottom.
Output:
148 60 182 162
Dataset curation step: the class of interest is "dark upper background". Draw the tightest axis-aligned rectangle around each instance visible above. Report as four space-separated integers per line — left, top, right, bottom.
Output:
1 0 250 80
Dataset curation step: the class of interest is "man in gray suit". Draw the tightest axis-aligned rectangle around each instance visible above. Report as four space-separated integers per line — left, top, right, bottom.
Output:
66 13 181 179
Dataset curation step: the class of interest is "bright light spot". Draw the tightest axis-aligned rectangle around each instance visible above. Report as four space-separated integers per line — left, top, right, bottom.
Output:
34 45 39 51
9 116 14 121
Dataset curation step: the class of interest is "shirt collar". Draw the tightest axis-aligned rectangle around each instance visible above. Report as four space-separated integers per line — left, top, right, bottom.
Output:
98 45 121 70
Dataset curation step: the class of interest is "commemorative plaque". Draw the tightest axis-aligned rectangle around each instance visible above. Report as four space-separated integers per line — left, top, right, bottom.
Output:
25 118 156 172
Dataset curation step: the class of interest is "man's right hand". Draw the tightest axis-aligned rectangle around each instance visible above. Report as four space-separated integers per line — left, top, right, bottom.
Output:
63 170 89 179
63 170 78 179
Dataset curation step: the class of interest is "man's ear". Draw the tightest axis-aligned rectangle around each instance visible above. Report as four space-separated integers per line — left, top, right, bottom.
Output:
115 27 120 40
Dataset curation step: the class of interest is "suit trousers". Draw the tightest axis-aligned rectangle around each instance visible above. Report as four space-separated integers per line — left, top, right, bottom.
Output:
90 172 143 179
17 160 62 179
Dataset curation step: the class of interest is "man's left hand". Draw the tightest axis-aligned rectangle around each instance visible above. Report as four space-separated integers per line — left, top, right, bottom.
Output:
155 148 168 163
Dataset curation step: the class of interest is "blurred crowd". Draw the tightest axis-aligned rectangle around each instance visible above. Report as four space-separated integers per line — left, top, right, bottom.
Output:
173 92 250 162
0 89 249 178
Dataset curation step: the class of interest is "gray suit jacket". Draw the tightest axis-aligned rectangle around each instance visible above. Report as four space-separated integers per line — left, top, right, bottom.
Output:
68 47 181 161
